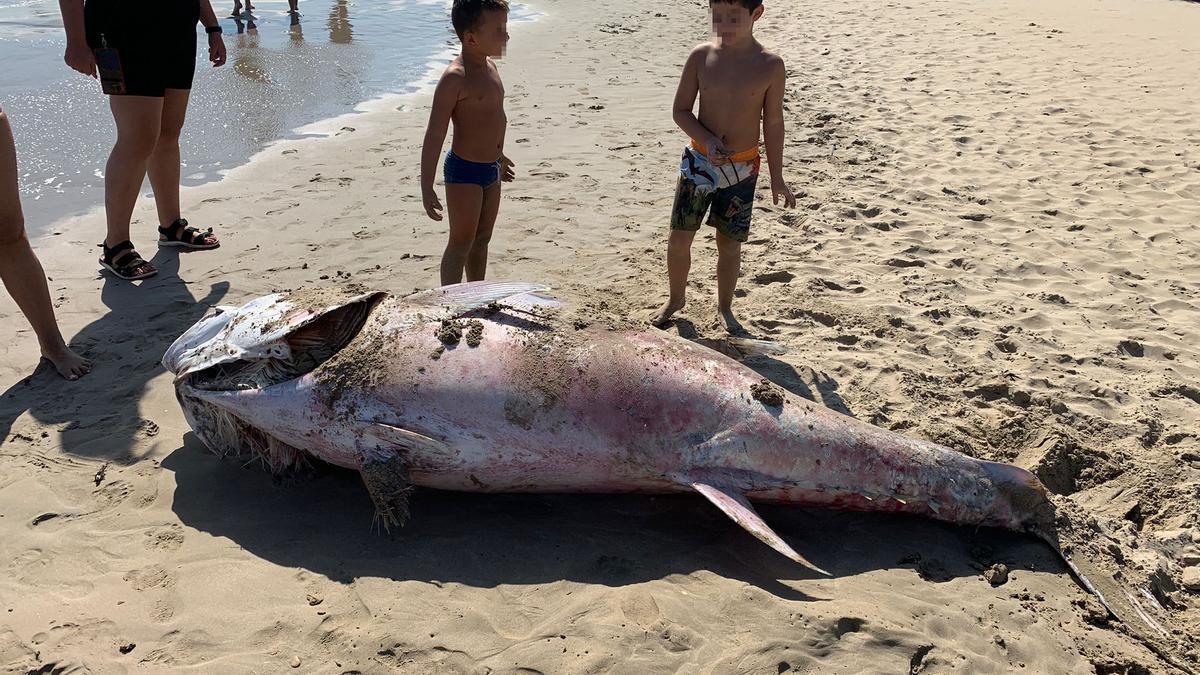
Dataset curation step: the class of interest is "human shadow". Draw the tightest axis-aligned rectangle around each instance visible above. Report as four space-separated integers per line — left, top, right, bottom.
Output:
164 433 1063 599
0 248 229 463
672 318 855 417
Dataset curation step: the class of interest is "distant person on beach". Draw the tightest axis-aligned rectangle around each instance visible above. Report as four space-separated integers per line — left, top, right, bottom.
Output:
231 0 252 16
0 108 91 380
650 0 796 334
59 0 226 281
420 0 515 285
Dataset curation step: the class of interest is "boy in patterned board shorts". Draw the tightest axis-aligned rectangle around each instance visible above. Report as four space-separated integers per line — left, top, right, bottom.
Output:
650 0 796 334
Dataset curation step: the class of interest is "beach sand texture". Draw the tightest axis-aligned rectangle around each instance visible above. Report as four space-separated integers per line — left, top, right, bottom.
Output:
2 0 1199 672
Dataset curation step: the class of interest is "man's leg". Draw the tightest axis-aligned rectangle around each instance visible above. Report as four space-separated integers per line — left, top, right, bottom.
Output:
440 183 484 285
104 96 163 249
0 111 90 379
465 181 500 282
649 229 696 327
714 230 744 334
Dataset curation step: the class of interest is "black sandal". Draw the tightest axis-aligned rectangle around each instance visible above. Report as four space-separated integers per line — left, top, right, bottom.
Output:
99 241 157 280
158 218 220 250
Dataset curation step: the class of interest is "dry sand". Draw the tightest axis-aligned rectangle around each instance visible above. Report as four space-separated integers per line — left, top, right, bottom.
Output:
2 0 1199 672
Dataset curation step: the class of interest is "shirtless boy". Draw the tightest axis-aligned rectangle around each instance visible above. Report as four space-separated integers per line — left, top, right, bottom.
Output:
651 0 796 333
420 0 515 285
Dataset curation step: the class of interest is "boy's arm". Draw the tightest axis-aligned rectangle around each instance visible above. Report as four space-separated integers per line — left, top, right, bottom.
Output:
420 70 463 221
763 57 795 208
672 47 725 157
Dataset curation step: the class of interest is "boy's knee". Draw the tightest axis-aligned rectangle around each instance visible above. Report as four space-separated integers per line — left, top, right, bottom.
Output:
471 230 494 247
714 232 742 252
446 232 475 250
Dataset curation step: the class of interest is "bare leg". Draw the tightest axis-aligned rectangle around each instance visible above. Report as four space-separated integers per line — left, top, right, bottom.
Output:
0 111 90 379
104 96 162 248
148 89 189 231
649 229 695 327
288 0 298 13
465 181 500 282
440 183 484 285
714 230 744 334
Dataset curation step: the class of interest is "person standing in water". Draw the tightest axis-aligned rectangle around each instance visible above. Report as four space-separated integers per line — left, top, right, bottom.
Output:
59 0 226 281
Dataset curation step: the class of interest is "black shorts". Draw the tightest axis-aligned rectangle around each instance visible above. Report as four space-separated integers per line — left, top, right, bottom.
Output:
84 0 201 97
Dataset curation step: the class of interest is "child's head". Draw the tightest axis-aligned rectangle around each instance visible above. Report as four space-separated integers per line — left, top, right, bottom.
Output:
452 0 510 57
709 0 764 45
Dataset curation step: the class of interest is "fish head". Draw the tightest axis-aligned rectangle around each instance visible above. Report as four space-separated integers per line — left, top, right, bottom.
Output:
164 288 389 466
163 288 388 383
980 460 1057 535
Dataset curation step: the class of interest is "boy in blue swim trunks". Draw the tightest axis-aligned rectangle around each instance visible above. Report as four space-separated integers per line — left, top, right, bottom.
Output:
420 0 515 285
650 0 796 333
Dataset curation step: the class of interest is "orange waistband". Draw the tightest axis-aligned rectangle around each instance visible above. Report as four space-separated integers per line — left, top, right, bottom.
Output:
691 139 760 163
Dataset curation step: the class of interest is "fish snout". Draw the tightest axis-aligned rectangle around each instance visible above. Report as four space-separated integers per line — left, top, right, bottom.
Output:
162 304 238 379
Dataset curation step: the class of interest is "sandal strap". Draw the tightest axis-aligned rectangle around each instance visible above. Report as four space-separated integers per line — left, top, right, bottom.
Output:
159 219 214 245
99 240 149 271
99 239 135 258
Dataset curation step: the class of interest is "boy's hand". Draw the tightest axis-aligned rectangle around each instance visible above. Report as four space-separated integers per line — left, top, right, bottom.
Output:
422 186 444 221
771 177 796 208
500 154 516 182
705 134 730 163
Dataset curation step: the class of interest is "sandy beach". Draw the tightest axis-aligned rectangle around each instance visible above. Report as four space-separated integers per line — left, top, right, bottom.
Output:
2 0 1199 672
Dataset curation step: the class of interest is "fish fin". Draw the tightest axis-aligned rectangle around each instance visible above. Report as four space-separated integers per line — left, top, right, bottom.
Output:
405 281 549 317
725 336 789 357
364 422 455 457
689 480 830 576
359 452 412 531
359 423 456 531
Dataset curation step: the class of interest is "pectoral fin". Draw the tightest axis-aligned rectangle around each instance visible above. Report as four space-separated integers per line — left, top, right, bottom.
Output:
689 480 830 576
364 422 455 458
358 423 455 531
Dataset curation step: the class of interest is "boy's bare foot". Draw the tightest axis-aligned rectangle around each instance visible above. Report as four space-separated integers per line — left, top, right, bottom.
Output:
649 299 685 328
41 343 91 381
717 308 747 336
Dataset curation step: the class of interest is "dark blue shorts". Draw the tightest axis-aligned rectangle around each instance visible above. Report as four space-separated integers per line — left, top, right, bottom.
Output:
444 150 500 188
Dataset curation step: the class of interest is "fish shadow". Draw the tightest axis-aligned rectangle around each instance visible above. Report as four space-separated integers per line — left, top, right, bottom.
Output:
0 249 228 464
164 435 1063 598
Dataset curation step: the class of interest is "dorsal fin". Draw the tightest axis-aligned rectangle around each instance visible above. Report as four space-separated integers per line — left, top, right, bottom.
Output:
688 480 830 576
404 281 549 318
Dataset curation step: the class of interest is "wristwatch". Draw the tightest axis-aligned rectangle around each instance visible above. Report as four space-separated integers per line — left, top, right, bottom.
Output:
205 25 223 35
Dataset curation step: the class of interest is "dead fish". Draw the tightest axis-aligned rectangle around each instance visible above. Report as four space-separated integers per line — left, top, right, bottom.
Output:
162 281 1188 670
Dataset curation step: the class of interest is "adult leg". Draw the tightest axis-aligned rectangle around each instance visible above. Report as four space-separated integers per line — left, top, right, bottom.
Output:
649 229 696 327
440 183 484 285
149 90 218 248
465 181 500 282
148 88 188 230
104 95 163 249
0 112 90 379
714 230 744 334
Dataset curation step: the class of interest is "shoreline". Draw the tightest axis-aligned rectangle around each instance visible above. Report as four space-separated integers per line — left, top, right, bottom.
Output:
27 2 543 247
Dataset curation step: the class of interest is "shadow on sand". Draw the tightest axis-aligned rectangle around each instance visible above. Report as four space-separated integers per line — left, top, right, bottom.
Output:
0 248 228 463
164 432 1063 599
